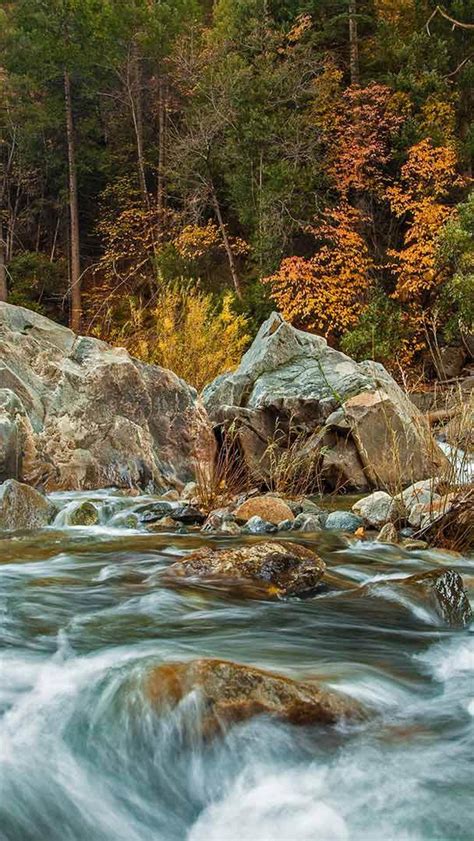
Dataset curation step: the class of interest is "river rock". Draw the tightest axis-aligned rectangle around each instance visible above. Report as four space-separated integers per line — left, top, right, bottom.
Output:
377 523 400 544
325 511 363 533
398 568 472 628
135 501 174 523
203 312 446 492
234 495 294 525
395 479 441 514
0 479 55 531
146 658 365 736
241 516 278 534
69 500 99 526
292 512 324 533
0 302 215 491
352 491 400 529
161 541 326 598
408 494 456 529
169 504 206 525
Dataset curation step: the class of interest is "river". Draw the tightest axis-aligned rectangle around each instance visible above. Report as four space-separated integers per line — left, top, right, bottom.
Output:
1 489 473 841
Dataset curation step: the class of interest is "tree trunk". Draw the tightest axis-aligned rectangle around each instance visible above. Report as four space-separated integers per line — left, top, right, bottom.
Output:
348 0 360 86
64 68 81 332
211 185 243 299
157 77 167 221
0 237 7 302
130 43 149 209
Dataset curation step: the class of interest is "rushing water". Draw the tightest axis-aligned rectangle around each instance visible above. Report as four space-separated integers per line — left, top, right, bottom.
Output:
0 490 473 841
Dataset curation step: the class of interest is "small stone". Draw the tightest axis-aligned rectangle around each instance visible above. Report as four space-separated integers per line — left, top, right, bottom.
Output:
161 489 180 501
377 523 399 544
292 513 323 533
300 499 324 516
147 515 176 531
242 516 278 534
395 479 440 514
69 500 99 526
220 521 241 535
401 539 428 551
277 519 294 531
201 508 234 532
325 511 363 533
352 491 400 529
136 501 173 523
182 481 197 499
170 505 206 525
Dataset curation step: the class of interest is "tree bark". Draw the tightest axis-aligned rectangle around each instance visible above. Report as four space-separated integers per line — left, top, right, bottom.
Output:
348 0 360 86
64 68 81 332
157 77 167 221
0 238 7 302
130 43 149 209
210 185 243 299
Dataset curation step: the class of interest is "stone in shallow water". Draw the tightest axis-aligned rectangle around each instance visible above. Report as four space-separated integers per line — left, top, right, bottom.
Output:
170 504 206 524
0 479 55 531
292 512 324 533
377 523 399 544
135 501 173 523
400 568 472 628
242 515 277 534
234 495 294 525
146 658 365 737
325 511 363 533
161 541 326 598
352 491 400 529
69 501 98 526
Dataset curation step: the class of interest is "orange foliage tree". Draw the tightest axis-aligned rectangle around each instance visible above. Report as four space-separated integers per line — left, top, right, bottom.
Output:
263 204 373 339
386 139 459 360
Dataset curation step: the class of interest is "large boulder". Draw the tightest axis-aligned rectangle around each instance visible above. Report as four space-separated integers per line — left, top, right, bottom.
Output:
161 540 326 598
0 303 215 491
146 658 365 736
0 479 55 531
203 313 447 492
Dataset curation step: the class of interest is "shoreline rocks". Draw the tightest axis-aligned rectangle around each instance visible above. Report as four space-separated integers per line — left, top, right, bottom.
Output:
0 302 215 491
203 312 447 492
0 479 56 531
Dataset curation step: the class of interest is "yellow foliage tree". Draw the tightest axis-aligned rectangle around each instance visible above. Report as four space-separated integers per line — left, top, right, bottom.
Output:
264 204 373 339
105 284 250 391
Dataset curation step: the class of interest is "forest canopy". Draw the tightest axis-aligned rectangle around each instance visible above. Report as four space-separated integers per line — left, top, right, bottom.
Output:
1 0 473 384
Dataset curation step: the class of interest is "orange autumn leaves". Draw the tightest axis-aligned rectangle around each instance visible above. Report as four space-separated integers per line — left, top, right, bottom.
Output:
265 81 460 347
264 204 372 337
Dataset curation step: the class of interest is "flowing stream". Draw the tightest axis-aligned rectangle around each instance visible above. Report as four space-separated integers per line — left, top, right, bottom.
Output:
1 489 473 841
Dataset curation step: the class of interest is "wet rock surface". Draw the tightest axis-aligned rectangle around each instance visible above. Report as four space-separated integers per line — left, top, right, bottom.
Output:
146 658 365 735
0 479 55 531
161 541 326 598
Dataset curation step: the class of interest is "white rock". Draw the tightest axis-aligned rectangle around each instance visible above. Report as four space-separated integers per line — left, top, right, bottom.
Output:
352 491 399 528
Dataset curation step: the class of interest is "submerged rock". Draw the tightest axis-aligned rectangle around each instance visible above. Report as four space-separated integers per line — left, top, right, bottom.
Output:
0 302 215 491
398 568 472 628
69 500 99 526
234 495 294 525
0 479 55 531
146 658 365 736
352 491 400 529
161 541 326 598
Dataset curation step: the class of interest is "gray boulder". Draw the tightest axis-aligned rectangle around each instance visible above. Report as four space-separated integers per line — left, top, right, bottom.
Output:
203 313 446 492
0 303 215 491
292 512 324 533
0 479 55 531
